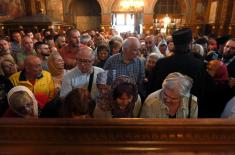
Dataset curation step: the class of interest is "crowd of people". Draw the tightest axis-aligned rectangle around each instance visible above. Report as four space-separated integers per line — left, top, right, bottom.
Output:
0 27 235 118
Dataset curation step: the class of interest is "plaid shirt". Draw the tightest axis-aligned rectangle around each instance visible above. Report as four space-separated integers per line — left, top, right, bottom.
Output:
104 53 145 90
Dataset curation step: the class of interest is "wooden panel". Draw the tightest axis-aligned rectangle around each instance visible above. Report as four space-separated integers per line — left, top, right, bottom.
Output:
0 119 235 155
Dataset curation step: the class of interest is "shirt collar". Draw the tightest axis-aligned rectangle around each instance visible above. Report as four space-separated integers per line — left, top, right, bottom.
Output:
120 52 137 64
19 70 43 81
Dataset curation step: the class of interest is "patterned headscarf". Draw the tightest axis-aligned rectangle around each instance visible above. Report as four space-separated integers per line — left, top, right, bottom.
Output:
207 60 229 82
110 75 138 118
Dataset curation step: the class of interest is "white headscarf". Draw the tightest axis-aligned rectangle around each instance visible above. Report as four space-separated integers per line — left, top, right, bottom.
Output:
7 86 38 117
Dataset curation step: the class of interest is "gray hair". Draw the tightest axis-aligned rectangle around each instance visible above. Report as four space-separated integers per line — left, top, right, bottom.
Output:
110 35 123 44
192 43 204 57
162 72 193 97
147 52 160 61
80 33 92 44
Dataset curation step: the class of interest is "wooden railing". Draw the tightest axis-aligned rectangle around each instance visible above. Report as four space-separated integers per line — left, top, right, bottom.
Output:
0 118 235 155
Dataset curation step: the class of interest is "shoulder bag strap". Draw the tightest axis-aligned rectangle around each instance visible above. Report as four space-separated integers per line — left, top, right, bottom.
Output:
87 71 94 93
187 94 192 118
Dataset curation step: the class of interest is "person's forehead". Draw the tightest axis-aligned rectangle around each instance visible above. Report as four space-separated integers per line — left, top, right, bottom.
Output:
145 36 153 42
0 40 8 44
24 37 32 42
227 40 235 45
78 50 92 58
71 31 80 36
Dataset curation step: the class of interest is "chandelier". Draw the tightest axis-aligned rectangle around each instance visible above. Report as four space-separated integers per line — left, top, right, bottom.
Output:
120 0 144 12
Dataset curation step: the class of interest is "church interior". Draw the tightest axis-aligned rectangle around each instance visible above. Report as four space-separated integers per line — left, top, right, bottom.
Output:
0 0 235 36
1 0 235 154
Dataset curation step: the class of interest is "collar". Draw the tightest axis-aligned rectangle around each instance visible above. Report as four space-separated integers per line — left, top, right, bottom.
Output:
120 53 136 64
19 70 43 81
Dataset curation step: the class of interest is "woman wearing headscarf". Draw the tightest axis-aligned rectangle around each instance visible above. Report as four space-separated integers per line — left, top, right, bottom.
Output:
47 48 64 94
4 86 38 118
93 75 141 118
141 72 198 118
204 60 233 117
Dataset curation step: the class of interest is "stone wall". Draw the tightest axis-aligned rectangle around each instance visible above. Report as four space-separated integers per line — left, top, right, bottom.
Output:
76 16 101 31
46 0 64 21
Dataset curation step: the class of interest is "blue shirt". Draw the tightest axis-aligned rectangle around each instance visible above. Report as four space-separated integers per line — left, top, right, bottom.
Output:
104 53 145 90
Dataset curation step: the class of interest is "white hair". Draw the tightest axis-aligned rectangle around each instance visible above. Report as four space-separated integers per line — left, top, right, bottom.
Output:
80 33 92 44
162 72 193 97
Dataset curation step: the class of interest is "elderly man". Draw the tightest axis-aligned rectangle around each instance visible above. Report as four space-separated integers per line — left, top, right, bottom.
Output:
9 55 55 105
141 72 198 118
80 33 95 49
104 37 145 95
60 46 104 99
59 28 81 70
145 35 163 58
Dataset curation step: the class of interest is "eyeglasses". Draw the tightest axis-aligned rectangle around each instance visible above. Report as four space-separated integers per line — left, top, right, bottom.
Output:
162 89 180 102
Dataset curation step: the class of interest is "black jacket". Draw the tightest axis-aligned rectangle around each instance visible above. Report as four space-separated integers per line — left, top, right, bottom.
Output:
147 52 206 117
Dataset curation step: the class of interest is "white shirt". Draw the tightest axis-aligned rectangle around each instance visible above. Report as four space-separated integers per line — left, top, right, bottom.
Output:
60 66 104 99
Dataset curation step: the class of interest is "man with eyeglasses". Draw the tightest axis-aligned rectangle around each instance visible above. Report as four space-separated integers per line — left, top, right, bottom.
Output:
60 46 104 100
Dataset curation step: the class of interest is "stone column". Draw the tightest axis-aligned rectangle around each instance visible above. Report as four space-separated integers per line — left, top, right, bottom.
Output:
101 13 112 32
143 14 154 34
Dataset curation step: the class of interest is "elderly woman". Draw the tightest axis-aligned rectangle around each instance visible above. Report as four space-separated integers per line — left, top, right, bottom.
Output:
93 75 141 118
4 86 38 118
140 72 198 118
47 49 64 94
204 60 233 117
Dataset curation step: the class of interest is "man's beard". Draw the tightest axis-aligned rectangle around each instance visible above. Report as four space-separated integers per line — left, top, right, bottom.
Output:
223 53 235 60
42 53 50 57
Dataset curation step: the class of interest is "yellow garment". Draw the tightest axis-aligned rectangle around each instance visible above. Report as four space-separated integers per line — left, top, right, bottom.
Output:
9 70 55 101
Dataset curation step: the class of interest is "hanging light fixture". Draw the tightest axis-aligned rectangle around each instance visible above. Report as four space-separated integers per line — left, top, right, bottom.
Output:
120 0 144 11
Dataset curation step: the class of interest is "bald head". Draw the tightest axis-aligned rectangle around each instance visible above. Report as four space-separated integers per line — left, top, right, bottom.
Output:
24 55 42 79
122 37 140 62
145 35 155 50
24 55 41 66
78 46 95 59
123 37 140 50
